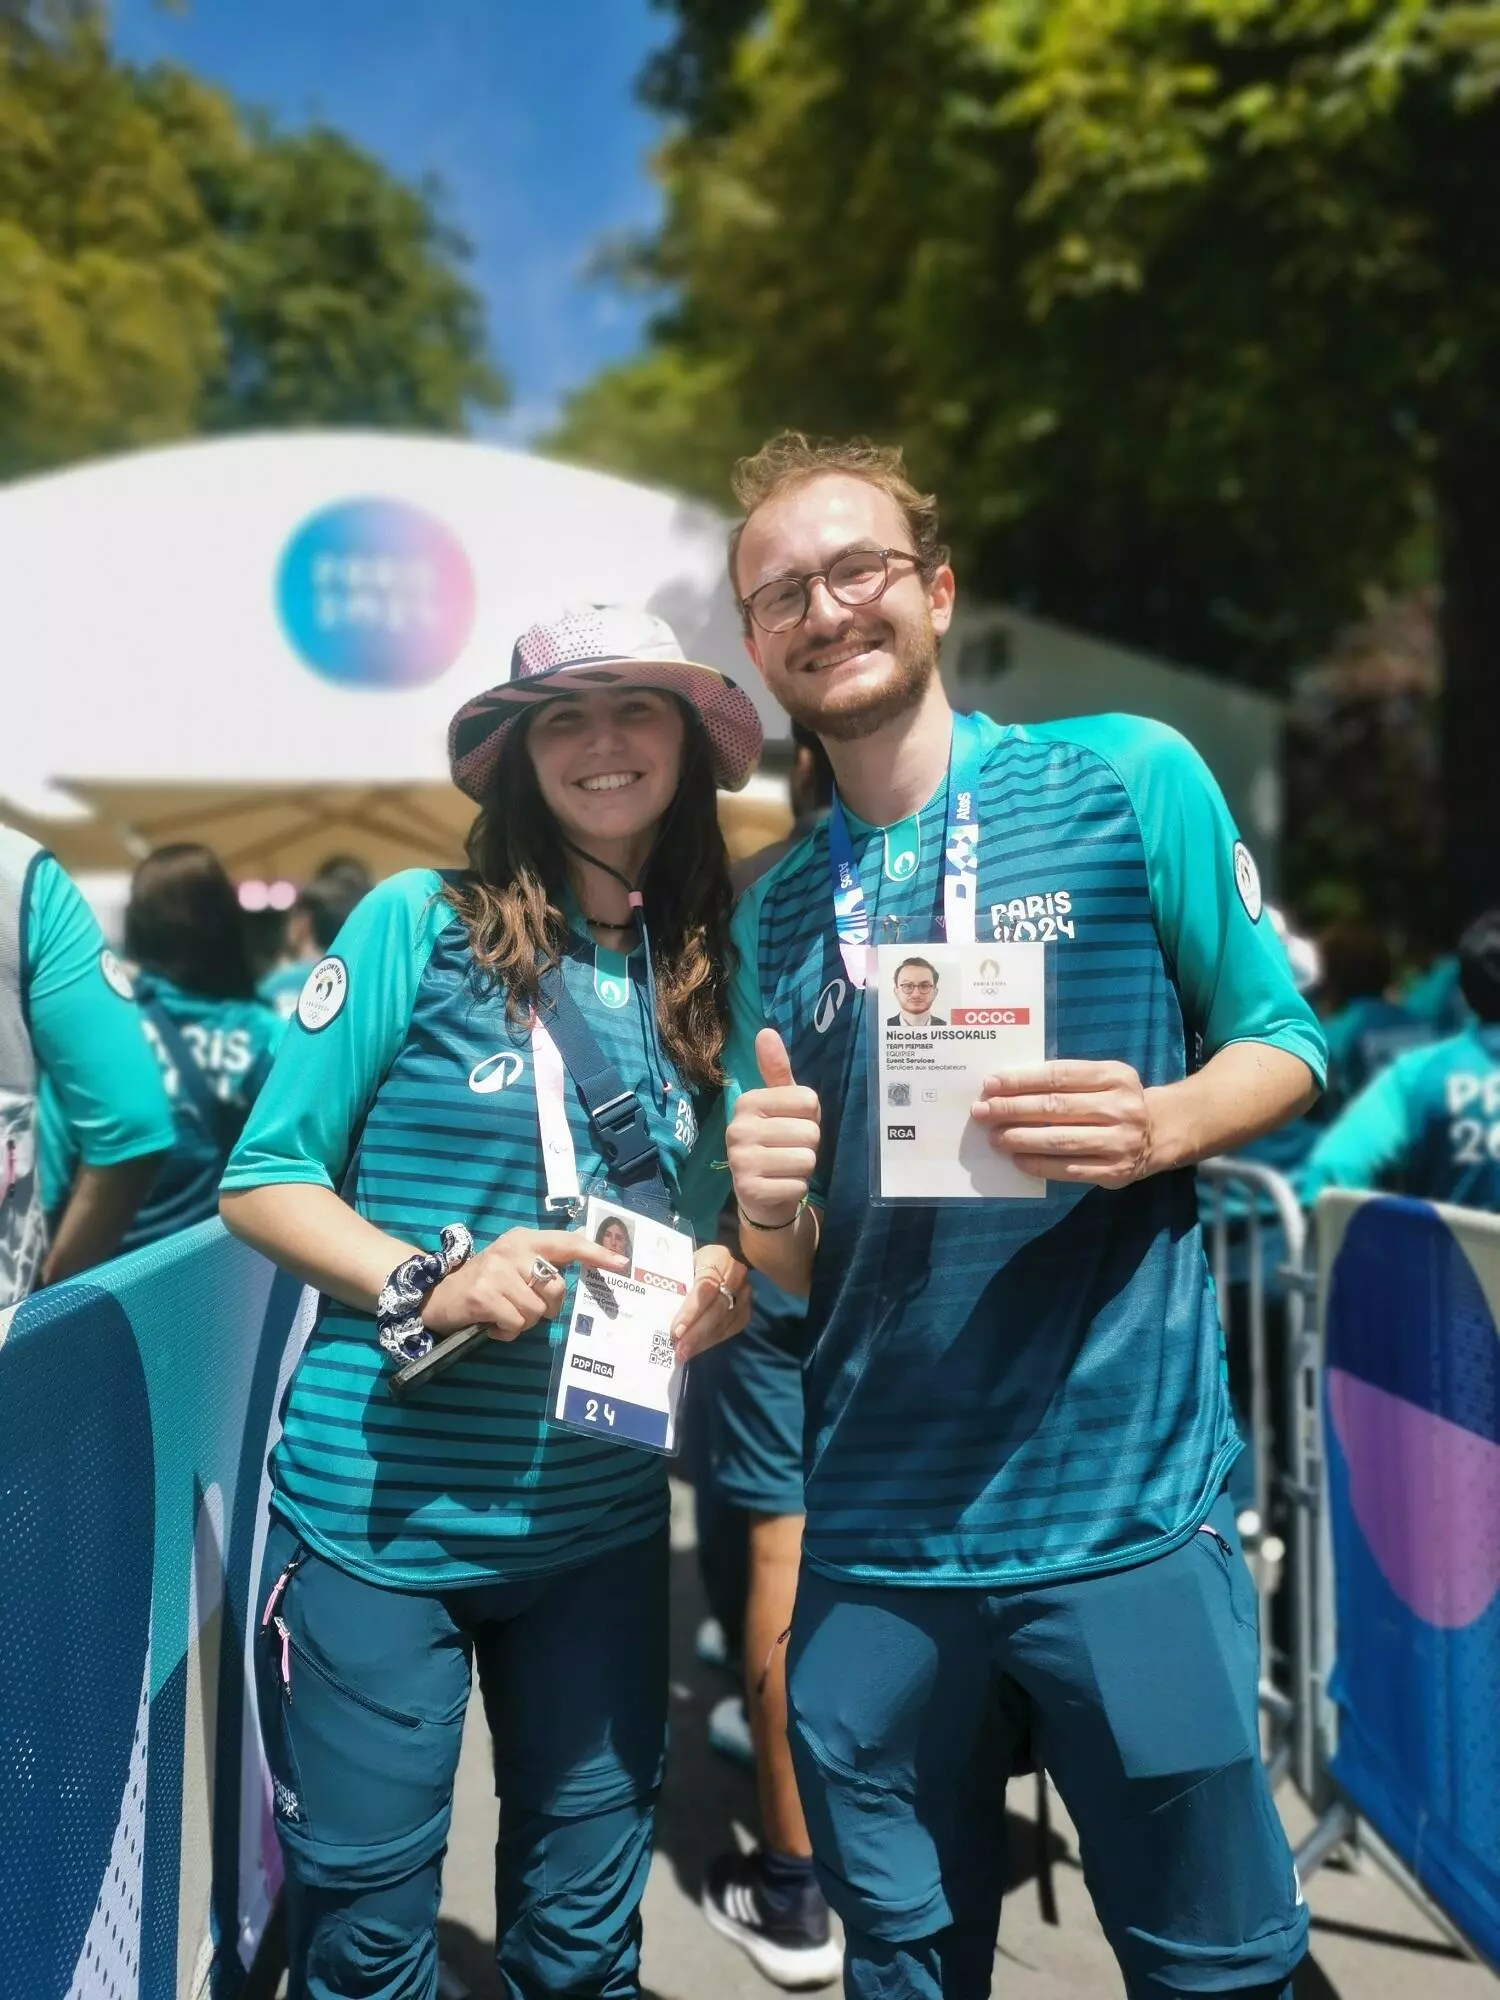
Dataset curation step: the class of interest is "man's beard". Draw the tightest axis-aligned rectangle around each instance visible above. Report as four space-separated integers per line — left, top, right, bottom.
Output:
776 619 939 743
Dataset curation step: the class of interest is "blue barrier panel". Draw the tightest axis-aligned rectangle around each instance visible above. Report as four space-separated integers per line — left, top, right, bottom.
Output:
0 1220 312 1998
1322 1193 1500 1968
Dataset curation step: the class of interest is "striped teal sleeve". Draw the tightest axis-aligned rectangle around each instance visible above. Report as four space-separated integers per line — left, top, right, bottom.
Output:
1299 1052 1421 1203
1041 717 1327 1086
725 878 773 1115
25 853 174 1167
221 870 454 1193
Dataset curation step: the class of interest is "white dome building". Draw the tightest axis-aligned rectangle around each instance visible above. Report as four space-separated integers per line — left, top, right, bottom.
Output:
0 430 1283 925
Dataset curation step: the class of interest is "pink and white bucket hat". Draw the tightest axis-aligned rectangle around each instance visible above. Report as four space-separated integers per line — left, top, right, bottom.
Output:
448 604 763 801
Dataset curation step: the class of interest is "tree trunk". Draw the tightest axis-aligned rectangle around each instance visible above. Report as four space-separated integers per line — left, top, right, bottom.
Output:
1435 429 1500 931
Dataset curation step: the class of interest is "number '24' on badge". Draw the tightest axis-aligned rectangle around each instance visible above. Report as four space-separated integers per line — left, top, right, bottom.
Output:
547 1195 695 1456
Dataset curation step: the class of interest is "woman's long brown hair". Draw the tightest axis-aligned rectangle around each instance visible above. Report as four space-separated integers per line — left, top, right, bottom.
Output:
443 703 735 1089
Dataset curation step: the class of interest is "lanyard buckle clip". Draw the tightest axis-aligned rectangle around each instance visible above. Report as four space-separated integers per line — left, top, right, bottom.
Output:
589 1090 657 1176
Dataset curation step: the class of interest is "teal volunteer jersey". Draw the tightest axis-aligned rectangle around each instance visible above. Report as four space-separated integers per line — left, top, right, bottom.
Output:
127 978 278 1246
38 979 278 1243
1301 1024 1500 1212
222 869 730 1589
728 713 1326 1588
1320 995 1434 1118
1402 954 1472 1035
26 854 174 1174
258 960 313 1022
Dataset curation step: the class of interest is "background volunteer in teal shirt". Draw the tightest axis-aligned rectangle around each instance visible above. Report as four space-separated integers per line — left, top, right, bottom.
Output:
1401 946 1473 1035
220 606 760 2000
1303 909 1500 1211
0 831 173 1302
721 437 1324 2000
41 844 278 1250
257 855 372 1020
1316 918 1434 1118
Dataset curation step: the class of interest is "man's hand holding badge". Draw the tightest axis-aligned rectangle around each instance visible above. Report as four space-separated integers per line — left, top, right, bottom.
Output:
970 1060 1154 1187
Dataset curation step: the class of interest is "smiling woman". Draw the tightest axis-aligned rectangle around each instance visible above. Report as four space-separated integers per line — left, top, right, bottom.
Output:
446 604 763 1085
217 603 762 1998
455 682 729 1082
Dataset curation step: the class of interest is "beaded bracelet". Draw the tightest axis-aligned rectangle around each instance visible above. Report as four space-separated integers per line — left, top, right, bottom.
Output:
376 1224 474 1363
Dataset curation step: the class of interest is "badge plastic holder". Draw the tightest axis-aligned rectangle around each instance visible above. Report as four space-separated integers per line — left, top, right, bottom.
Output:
545 1187 696 1458
866 939 1058 1206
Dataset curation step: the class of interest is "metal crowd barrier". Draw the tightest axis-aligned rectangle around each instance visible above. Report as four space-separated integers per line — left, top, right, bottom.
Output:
1197 1156 1309 1792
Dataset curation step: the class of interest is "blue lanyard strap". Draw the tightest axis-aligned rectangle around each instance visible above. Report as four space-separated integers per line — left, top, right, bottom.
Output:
536 966 676 1223
825 714 984 984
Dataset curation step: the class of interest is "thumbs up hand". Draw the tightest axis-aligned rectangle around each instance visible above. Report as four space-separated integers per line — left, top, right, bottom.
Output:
755 1028 797 1089
727 1029 823 1228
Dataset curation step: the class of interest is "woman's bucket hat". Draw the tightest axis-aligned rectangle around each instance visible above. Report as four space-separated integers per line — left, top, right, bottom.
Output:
448 604 764 801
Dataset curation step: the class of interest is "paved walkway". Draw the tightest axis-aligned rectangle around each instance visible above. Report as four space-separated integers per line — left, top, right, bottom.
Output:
429 1488 1493 1998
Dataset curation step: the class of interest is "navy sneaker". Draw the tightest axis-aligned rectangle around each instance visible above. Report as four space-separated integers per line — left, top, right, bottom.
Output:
701 1850 842 1989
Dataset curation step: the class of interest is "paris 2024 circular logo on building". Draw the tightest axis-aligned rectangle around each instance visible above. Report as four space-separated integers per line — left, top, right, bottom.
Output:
277 498 476 689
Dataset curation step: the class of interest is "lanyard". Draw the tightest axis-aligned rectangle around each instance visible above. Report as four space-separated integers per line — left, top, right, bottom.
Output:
532 1018 581 1211
825 713 983 986
530 952 678 1222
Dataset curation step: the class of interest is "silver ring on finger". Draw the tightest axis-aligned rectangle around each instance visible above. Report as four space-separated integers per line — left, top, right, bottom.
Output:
529 1255 561 1287
715 1282 737 1313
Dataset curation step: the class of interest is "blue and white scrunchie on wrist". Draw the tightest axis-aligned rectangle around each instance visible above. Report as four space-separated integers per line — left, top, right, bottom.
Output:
376 1223 474 1363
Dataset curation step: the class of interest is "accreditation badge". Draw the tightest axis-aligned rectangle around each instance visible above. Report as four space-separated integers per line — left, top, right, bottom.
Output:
548 1194 695 1455
869 941 1051 1203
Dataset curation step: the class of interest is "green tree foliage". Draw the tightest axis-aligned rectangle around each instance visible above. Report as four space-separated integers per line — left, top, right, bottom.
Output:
0 9 502 480
1284 595 1443 937
180 112 502 433
553 0 1500 920
637 0 764 131
1002 0 1500 921
0 11 224 472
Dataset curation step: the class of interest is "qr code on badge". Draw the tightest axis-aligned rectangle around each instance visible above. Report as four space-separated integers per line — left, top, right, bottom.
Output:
887 1082 911 1106
649 1329 676 1369
575 1314 594 1337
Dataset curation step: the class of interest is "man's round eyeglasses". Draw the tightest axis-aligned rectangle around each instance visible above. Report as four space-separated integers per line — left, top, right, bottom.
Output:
741 547 924 636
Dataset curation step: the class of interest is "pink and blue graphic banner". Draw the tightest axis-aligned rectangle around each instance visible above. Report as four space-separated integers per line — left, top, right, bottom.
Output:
277 496 476 689
0 1223 311 1997
1321 1192 1500 1969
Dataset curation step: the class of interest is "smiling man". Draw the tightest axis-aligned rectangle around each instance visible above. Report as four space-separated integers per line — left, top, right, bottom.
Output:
720 434 1326 2000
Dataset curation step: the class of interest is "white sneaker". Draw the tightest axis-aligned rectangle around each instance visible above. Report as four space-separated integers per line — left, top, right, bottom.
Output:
701 1850 842 1990
707 1693 755 1768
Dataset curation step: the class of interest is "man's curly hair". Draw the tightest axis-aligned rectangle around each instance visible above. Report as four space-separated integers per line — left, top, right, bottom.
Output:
727 432 947 621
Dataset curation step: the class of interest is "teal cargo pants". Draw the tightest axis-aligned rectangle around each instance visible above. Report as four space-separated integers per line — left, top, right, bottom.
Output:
255 1516 669 2000
787 1491 1306 1998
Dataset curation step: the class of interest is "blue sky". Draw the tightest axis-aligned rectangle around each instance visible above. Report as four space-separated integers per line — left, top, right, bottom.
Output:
111 0 670 442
